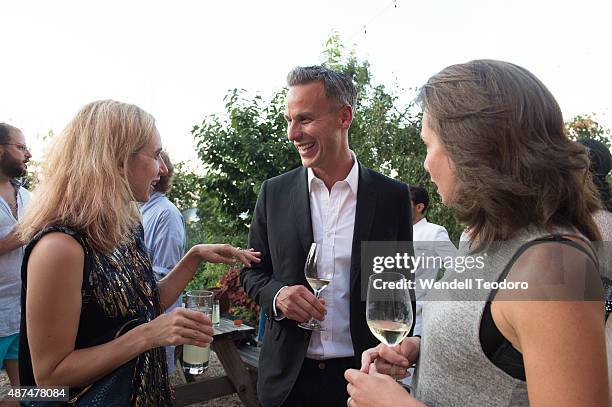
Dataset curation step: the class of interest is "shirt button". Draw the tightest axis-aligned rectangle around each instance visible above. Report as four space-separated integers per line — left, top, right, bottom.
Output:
318 362 326 370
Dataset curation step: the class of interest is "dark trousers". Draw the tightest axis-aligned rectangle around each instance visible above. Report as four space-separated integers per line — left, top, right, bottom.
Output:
282 357 355 407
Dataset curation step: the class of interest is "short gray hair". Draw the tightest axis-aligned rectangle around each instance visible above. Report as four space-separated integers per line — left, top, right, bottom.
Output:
287 66 357 108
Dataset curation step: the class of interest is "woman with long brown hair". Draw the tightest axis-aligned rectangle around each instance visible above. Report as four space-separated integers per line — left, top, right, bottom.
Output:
345 60 608 406
17 100 260 405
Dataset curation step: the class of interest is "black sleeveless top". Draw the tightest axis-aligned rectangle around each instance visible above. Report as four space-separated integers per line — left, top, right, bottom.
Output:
19 225 172 406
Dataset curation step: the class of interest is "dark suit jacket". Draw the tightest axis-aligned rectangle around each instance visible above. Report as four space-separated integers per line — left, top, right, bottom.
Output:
240 163 413 407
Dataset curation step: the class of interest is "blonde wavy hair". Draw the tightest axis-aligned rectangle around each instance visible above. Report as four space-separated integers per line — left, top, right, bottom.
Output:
18 100 157 252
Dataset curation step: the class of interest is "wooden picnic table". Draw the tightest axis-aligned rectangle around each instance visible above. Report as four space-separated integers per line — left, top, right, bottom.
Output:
173 318 259 407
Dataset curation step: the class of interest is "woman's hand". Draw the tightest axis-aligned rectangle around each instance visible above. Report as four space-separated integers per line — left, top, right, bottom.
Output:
156 245 260 311
143 307 214 349
360 336 420 379
192 244 261 267
345 364 425 407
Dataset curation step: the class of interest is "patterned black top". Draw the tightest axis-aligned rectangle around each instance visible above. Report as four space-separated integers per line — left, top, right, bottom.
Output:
19 225 172 406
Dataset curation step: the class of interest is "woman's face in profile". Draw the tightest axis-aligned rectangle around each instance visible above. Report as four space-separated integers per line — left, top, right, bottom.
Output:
421 113 456 205
126 128 168 202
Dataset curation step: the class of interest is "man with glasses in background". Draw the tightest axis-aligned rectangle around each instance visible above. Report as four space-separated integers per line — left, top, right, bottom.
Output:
0 123 32 398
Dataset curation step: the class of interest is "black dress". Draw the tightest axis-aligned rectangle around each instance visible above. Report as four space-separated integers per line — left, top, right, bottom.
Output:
19 225 172 406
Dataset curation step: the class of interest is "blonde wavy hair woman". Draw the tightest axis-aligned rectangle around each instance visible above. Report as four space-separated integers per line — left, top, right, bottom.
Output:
17 100 260 406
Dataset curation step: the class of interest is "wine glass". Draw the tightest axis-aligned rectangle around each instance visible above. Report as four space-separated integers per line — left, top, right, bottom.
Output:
366 272 413 346
298 243 332 331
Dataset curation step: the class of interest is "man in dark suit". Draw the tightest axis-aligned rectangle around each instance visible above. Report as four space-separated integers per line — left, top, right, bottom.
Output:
240 66 413 407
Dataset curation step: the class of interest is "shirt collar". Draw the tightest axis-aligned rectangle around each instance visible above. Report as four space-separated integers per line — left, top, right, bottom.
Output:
414 217 428 227
9 178 22 188
307 151 359 194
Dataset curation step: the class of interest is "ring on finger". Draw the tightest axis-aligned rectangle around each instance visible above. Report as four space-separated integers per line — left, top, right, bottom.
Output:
347 397 352 407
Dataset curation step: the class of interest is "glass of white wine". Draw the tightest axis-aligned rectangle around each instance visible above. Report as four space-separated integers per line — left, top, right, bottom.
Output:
298 243 332 331
183 290 213 375
366 272 413 346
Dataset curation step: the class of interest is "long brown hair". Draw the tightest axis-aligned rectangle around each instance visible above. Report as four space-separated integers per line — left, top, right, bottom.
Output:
417 59 601 243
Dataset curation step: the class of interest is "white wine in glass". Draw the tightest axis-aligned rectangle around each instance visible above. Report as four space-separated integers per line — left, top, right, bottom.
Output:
305 277 331 291
366 272 413 346
298 243 332 331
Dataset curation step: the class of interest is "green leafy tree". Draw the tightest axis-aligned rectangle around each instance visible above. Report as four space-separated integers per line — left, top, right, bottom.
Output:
322 32 461 241
190 89 301 244
187 33 462 251
166 161 205 213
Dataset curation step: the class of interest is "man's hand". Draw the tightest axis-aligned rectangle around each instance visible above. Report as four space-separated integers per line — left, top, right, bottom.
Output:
275 285 326 322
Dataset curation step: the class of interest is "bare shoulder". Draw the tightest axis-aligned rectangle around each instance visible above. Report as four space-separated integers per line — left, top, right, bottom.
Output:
29 232 85 275
492 240 604 350
32 232 83 255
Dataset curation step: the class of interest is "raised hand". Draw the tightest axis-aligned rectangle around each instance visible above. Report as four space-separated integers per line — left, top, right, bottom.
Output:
192 244 261 267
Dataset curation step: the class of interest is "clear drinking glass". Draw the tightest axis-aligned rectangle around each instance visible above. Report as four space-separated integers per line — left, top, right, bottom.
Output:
366 272 413 346
298 243 333 331
183 290 213 374
212 299 221 327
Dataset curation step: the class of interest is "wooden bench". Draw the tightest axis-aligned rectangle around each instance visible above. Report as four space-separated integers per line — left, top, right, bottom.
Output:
238 344 261 370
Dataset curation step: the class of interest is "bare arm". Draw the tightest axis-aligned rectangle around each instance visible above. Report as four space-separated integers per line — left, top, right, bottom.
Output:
499 300 608 407
27 233 214 387
492 241 608 406
0 229 23 255
156 244 260 310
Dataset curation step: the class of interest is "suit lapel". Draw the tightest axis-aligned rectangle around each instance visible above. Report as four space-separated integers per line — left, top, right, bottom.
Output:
290 167 314 254
350 164 377 291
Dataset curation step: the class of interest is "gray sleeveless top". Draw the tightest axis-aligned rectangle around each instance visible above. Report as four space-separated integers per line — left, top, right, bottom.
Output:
413 227 600 406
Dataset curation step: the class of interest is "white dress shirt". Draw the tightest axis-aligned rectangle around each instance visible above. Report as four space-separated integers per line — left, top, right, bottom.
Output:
305 155 358 359
412 217 458 336
272 154 359 359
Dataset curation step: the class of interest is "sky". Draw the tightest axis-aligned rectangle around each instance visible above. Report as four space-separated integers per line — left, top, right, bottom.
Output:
2 0 611 163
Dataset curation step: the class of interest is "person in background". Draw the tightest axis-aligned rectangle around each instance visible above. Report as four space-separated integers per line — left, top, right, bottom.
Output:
16 100 260 405
578 138 612 286
140 150 185 374
577 137 612 405
408 184 457 337
345 60 607 407
578 138 612 212
0 123 31 404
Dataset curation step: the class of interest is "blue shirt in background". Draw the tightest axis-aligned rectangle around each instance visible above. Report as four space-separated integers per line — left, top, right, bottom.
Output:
140 191 186 373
